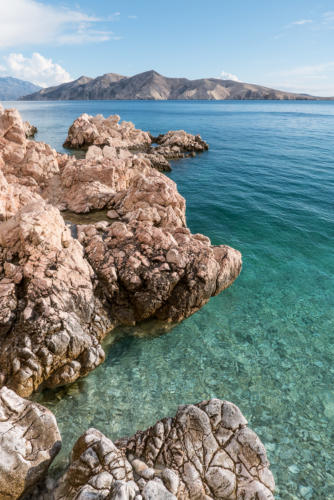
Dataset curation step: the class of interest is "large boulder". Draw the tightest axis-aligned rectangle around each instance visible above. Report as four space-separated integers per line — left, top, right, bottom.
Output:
79 220 241 325
0 386 61 499
0 201 113 397
63 113 152 151
50 399 274 499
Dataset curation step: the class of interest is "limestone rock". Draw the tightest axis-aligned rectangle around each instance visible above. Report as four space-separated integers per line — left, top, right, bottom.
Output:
50 399 275 499
23 120 38 138
0 106 241 396
63 113 152 151
0 386 61 499
153 129 209 159
79 220 241 325
0 201 113 397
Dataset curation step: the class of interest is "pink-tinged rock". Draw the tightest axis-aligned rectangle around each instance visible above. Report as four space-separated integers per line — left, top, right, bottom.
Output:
0 201 113 397
63 113 152 151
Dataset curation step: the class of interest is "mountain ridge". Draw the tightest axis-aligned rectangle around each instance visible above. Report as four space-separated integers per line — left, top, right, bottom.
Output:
0 77 41 100
20 70 334 101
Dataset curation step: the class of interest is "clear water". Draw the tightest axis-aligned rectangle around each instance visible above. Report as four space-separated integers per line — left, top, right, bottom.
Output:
3 100 334 499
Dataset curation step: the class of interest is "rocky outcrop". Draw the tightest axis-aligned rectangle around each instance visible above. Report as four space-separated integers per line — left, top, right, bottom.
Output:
23 120 38 138
0 106 241 397
0 386 61 499
0 202 113 397
63 113 152 151
47 399 274 499
78 220 240 325
153 129 209 159
63 113 209 172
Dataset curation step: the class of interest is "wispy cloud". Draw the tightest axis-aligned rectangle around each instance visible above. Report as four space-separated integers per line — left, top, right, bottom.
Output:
220 70 240 82
128 15 137 19
0 0 120 48
291 19 313 26
0 52 71 87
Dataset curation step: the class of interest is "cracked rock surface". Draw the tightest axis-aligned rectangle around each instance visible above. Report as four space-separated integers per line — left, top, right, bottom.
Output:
63 113 209 171
41 399 274 499
0 201 113 397
0 386 61 499
0 106 241 397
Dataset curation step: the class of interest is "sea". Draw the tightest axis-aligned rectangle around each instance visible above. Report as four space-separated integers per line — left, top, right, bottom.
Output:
3 100 334 499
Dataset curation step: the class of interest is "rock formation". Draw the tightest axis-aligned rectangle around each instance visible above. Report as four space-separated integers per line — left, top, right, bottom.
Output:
63 113 152 151
23 120 38 138
0 386 61 499
63 113 209 171
41 399 274 499
0 106 241 397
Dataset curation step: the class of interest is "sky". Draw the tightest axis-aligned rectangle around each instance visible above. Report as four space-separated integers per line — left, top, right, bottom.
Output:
0 0 334 96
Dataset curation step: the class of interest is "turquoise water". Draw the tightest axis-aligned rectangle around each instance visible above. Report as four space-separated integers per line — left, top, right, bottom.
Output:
4 100 334 499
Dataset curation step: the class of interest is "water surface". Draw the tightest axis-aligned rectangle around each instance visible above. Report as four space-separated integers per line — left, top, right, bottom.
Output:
4 100 334 500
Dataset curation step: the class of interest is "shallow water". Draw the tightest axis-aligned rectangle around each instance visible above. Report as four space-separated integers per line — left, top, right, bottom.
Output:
3 100 334 499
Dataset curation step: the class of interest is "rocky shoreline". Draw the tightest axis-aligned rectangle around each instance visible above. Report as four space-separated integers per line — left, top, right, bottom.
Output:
0 104 274 498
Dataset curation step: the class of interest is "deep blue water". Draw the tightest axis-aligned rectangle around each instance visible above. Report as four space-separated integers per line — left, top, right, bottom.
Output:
4 100 334 499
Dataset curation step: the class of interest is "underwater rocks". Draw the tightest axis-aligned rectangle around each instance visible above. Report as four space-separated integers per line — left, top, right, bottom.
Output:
0 386 61 499
63 113 209 171
45 399 274 499
0 201 113 397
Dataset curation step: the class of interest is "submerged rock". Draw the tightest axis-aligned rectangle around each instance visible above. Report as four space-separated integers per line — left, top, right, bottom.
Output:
0 386 61 499
46 399 274 499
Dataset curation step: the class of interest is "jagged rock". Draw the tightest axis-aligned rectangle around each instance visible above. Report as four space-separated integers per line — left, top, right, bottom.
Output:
0 201 113 397
63 114 208 172
0 386 61 499
23 120 38 138
78 220 240 325
0 107 241 396
48 399 274 499
153 129 209 159
63 113 152 151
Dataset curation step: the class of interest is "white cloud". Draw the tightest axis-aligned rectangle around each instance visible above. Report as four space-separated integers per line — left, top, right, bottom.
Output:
291 19 313 25
220 71 240 82
0 0 118 47
128 15 137 19
1 53 71 87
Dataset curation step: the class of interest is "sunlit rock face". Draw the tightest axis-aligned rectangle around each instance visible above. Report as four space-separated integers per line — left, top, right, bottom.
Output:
0 386 61 500
47 399 274 500
0 201 113 397
0 107 241 397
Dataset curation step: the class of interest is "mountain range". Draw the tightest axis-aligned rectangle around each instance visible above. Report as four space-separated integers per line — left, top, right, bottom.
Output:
8 70 334 101
0 77 41 100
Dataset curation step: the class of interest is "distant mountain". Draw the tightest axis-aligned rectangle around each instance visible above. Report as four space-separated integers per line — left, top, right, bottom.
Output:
20 70 334 101
0 77 41 100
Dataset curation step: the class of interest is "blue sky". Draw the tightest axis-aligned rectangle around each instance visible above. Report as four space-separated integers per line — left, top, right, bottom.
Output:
1 0 334 95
